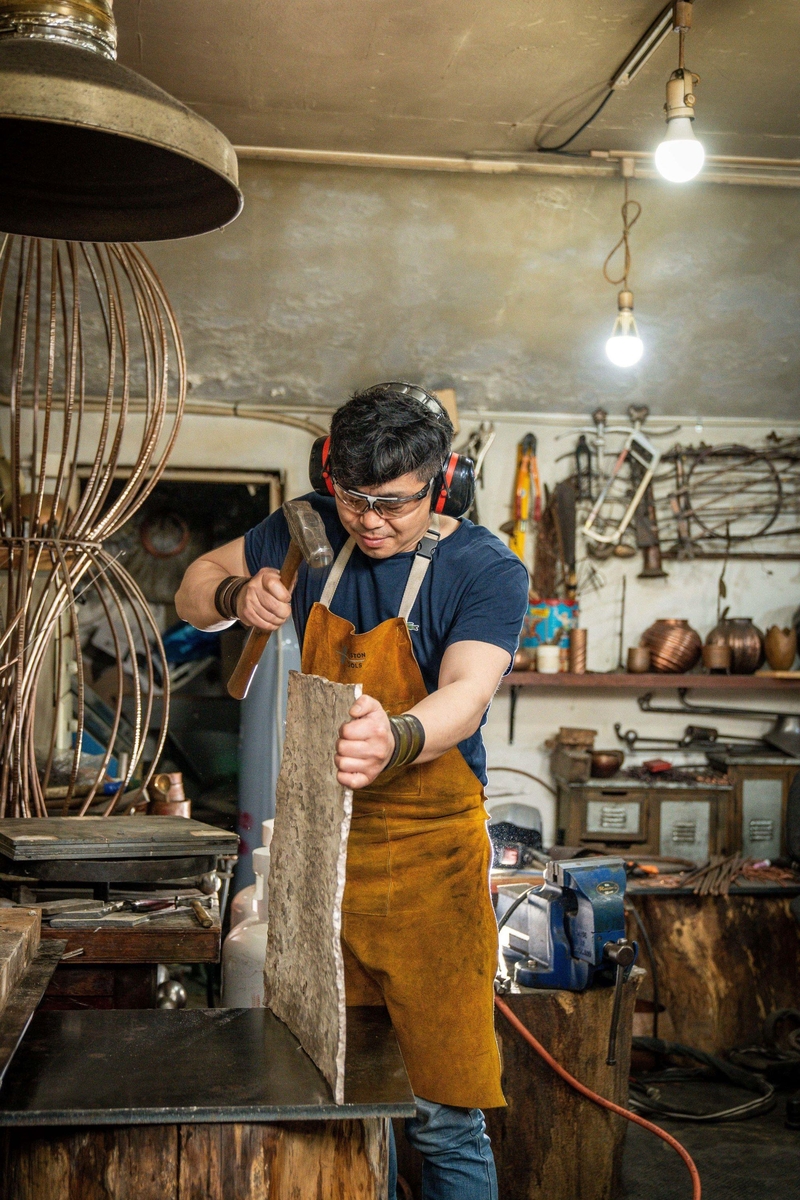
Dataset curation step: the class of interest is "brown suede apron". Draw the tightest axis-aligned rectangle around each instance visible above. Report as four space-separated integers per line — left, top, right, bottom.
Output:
300 518 505 1109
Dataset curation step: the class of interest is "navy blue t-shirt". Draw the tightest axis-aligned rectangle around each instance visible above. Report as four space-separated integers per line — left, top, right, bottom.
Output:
244 494 529 783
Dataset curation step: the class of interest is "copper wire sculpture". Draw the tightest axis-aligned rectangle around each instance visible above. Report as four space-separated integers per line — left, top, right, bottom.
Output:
0 236 185 817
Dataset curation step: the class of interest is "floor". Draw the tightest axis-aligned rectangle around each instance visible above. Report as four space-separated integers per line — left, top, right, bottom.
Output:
621 1085 800 1200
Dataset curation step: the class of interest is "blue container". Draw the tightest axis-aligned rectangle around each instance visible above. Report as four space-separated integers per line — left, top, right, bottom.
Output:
521 600 578 650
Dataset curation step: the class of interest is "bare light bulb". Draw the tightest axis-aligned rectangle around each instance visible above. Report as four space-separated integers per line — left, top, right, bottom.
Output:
655 116 705 183
606 290 643 368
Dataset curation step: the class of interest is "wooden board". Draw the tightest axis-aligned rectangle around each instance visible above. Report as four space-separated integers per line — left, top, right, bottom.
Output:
0 817 238 862
39 905 220 964
487 976 640 1200
264 672 357 1106
626 893 800 1054
0 908 40 1013
0 1118 388 1200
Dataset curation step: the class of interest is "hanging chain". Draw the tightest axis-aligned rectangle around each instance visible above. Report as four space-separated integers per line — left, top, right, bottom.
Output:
603 177 642 290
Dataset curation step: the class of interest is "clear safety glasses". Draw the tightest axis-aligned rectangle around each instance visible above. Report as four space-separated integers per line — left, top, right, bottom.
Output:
333 480 432 519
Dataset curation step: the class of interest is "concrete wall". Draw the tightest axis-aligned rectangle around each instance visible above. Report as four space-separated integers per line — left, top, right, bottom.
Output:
145 159 800 419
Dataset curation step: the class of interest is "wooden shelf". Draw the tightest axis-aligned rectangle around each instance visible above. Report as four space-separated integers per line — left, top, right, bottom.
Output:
502 671 800 690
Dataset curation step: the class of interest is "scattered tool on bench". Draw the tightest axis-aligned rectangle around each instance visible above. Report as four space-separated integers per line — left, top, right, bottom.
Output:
227 499 333 700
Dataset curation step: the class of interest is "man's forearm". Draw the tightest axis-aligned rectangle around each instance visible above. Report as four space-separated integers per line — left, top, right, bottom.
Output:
174 559 240 631
406 679 495 764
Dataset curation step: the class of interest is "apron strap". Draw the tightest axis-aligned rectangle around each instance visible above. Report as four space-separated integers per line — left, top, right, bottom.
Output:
398 514 440 622
319 537 356 608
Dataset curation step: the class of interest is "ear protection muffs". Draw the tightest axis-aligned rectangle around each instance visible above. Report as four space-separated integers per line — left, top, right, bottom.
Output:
309 383 476 519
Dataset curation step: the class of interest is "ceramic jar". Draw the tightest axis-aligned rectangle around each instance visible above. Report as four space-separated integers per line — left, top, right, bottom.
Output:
640 619 702 673
764 625 797 671
705 617 764 675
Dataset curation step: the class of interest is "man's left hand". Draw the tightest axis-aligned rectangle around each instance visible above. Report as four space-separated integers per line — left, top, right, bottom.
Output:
335 694 394 789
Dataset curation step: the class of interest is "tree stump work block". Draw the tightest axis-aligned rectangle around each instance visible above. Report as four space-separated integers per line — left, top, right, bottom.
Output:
626 893 800 1054
264 672 359 1105
486 975 640 1200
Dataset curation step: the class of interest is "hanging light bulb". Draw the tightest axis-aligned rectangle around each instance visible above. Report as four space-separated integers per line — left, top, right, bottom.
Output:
602 171 644 368
655 2 704 183
606 291 643 367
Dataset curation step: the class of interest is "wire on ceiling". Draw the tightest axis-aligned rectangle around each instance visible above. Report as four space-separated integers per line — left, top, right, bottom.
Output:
535 2 675 154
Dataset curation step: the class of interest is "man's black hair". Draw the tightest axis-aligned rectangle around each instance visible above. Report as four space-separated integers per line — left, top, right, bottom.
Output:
329 384 453 490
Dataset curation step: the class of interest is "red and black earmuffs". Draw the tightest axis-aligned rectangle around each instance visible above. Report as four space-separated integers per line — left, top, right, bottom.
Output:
309 382 475 519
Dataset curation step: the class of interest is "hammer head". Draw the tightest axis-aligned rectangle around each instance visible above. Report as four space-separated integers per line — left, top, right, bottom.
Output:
283 499 333 568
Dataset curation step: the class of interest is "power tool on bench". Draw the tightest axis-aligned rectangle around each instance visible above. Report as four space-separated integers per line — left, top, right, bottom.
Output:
496 857 637 1063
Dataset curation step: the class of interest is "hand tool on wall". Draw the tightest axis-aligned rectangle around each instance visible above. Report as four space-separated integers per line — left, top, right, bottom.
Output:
227 500 333 700
583 427 661 546
638 689 800 755
575 434 593 501
506 433 541 561
625 405 667 577
554 479 577 599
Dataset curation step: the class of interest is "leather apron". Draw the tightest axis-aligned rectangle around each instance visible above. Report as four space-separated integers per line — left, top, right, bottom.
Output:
301 519 505 1109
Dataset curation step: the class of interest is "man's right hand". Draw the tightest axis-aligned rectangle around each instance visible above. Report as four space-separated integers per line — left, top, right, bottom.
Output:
236 567 293 631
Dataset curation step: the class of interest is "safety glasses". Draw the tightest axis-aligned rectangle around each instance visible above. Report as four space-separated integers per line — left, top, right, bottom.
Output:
333 480 432 519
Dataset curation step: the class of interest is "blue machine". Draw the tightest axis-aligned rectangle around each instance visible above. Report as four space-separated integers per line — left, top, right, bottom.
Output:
496 856 637 1065
498 856 635 991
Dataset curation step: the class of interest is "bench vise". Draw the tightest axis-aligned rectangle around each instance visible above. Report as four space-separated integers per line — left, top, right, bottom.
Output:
498 857 635 984
497 857 636 1063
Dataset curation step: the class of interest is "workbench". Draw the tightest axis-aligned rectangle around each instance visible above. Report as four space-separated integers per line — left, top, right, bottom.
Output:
0 816 235 1010
0 1005 414 1199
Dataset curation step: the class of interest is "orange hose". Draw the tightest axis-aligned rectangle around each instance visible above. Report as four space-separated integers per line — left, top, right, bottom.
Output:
494 994 702 1200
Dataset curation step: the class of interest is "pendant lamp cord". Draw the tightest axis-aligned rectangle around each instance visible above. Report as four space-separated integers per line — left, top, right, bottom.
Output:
603 177 642 291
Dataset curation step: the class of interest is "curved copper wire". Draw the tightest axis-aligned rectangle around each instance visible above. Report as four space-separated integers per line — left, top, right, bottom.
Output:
0 237 185 817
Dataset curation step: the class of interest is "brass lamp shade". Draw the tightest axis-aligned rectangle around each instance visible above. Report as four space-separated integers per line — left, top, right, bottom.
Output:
0 12 242 240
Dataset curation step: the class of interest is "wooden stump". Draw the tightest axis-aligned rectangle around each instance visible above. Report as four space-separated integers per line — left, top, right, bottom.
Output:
0 1118 389 1200
626 892 800 1053
486 976 640 1200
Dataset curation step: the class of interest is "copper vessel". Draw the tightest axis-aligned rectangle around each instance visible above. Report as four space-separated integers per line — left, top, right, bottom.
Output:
627 646 651 674
640 619 702 673
764 625 797 671
568 629 587 674
590 750 625 779
706 617 764 675
148 772 191 818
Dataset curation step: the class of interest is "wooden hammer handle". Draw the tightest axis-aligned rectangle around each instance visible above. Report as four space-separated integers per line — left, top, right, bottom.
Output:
226 541 304 700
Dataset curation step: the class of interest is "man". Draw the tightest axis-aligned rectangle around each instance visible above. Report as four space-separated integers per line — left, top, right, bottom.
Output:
176 383 529 1199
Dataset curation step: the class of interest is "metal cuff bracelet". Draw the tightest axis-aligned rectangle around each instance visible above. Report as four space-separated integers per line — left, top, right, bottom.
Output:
387 714 426 769
214 575 249 621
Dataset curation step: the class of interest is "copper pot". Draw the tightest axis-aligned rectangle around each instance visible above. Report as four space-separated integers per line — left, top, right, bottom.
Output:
764 625 797 671
590 750 625 779
640 619 702 674
706 617 764 675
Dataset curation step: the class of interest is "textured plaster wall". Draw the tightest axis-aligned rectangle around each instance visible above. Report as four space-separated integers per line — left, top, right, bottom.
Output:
146 159 800 419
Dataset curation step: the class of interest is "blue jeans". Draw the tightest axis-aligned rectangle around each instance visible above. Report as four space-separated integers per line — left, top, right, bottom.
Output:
388 1096 498 1200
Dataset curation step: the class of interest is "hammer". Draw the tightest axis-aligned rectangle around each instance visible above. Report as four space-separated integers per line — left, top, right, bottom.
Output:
227 500 333 700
